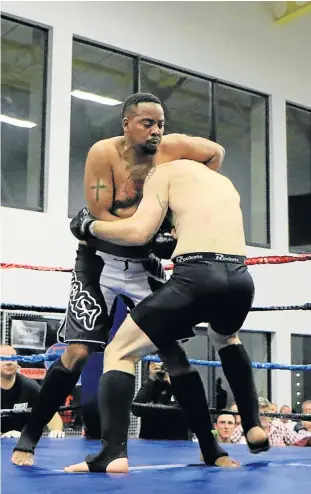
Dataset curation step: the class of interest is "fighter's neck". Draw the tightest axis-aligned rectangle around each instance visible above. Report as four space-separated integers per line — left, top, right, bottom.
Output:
120 138 157 167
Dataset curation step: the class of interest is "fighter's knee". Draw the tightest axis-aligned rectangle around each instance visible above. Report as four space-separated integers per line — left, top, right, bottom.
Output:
208 327 241 353
62 343 92 370
158 343 191 377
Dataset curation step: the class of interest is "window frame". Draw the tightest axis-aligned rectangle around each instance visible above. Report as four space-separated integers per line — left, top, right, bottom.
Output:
70 36 270 247
286 101 311 254
213 81 271 248
1 14 49 212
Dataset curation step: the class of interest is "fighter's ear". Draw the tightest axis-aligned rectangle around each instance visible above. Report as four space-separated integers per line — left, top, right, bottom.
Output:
122 117 129 132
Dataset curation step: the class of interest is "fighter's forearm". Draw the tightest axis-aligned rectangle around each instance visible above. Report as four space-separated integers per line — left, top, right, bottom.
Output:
91 219 148 246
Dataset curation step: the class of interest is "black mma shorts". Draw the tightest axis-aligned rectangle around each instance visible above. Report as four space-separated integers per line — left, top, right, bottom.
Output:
131 252 255 349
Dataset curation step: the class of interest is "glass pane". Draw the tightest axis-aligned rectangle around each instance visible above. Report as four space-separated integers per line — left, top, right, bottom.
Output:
291 335 311 412
214 331 270 408
287 105 311 253
1 17 48 211
216 84 269 246
69 40 135 217
140 62 212 137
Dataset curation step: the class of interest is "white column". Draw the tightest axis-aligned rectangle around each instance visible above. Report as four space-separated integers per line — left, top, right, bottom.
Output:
269 94 289 253
271 326 292 406
44 24 73 218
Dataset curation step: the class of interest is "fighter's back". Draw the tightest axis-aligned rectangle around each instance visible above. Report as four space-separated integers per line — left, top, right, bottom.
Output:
165 160 247 257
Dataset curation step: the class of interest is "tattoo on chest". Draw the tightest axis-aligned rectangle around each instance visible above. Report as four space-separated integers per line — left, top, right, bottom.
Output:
115 165 156 210
90 179 109 202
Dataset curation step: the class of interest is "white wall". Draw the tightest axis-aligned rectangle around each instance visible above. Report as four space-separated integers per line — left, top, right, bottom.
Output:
1 1 311 406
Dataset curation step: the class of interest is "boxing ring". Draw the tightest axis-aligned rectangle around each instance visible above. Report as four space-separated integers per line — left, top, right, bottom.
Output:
1 254 311 494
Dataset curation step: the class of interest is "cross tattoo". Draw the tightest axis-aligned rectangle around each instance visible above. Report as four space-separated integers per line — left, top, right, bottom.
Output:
90 179 108 202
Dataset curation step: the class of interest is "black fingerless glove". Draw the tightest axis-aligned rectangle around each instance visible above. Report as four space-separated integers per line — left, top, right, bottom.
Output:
70 207 96 241
152 233 177 260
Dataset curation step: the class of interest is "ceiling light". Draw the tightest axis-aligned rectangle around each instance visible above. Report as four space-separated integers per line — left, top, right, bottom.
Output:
1 115 37 128
71 90 122 106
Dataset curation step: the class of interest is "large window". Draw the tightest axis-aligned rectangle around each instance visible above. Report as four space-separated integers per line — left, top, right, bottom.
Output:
140 62 212 137
291 335 311 412
182 328 270 407
215 84 269 246
68 43 269 247
287 104 311 253
213 330 271 407
68 40 135 217
1 17 48 211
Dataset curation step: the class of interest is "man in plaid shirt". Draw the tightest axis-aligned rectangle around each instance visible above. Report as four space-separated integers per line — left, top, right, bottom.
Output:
231 397 298 446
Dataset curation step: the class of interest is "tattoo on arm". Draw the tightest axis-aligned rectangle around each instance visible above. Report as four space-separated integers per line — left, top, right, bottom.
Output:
90 179 109 202
151 194 169 236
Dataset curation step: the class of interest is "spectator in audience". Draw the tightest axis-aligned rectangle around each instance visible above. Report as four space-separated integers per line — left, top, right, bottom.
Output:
0 345 65 439
229 403 246 443
279 404 297 431
270 403 278 414
214 414 236 443
231 397 298 446
294 400 311 432
294 400 311 446
132 362 189 440
230 402 241 427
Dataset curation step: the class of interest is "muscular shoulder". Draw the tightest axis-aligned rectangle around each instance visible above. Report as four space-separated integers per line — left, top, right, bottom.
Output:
160 133 189 157
88 137 121 159
85 137 123 176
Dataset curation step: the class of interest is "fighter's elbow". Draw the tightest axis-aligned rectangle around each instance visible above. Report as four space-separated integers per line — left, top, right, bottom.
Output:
206 145 225 172
130 225 151 245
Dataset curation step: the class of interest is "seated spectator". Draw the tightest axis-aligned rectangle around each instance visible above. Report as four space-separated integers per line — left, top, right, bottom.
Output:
230 403 246 443
230 402 241 427
294 400 311 446
231 397 298 446
279 404 297 431
0 345 64 439
132 362 189 440
214 413 236 443
270 403 278 414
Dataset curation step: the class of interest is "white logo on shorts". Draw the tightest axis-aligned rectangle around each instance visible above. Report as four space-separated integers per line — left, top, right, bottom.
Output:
69 272 102 331
216 253 240 262
13 403 28 411
176 254 203 263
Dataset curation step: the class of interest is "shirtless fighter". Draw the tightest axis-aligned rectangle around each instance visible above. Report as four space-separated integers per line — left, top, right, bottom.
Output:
12 93 225 466
64 159 269 473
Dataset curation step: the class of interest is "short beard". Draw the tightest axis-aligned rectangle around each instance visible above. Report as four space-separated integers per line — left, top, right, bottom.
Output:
138 143 158 155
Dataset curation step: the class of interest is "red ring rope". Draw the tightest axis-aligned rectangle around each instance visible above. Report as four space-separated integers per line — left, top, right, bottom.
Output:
1 254 310 272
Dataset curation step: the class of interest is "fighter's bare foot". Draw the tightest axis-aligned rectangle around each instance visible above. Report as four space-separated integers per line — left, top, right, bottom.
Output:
214 456 240 468
64 458 129 474
11 451 34 467
200 452 240 467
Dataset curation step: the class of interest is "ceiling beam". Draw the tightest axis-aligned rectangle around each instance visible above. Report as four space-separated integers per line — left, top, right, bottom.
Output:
274 1 311 25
